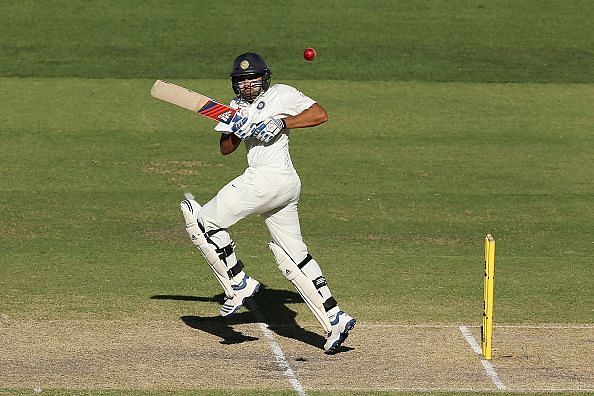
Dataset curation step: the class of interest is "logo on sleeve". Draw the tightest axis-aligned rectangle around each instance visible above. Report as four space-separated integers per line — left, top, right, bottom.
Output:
257 101 265 110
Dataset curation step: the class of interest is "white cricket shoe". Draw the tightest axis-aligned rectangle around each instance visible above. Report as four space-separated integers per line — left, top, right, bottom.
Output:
219 275 260 317
324 311 356 354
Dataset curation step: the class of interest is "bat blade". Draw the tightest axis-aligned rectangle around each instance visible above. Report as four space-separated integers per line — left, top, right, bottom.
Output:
151 80 237 124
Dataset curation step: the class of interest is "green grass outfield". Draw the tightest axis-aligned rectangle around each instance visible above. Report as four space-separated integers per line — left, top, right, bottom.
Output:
1 0 593 82
0 0 593 394
0 77 592 325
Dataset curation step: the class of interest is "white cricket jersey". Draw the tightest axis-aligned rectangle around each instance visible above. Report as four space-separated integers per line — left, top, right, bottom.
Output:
214 84 316 170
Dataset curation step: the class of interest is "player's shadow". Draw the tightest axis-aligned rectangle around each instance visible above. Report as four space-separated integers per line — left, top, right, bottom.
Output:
151 284 352 353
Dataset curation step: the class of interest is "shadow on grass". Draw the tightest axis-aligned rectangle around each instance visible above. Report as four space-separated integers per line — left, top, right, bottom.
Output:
151 284 353 354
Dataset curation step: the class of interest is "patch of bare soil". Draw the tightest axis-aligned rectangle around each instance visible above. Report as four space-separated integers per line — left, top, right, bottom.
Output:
490 325 594 391
1 318 592 392
0 319 285 391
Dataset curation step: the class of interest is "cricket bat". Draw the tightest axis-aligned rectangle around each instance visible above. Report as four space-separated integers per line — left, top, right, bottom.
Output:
150 80 238 124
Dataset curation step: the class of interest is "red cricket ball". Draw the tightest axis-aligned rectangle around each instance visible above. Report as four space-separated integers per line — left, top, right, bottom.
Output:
303 47 317 61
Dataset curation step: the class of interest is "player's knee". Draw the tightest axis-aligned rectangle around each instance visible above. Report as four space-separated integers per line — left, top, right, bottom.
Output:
196 211 214 234
276 243 309 265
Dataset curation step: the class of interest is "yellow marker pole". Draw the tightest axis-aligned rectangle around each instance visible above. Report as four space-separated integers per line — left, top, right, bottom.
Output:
482 234 496 359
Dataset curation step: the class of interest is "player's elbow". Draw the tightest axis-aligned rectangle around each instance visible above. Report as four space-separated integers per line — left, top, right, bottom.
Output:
219 134 240 155
220 143 236 155
314 105 329 124
319 110 328 124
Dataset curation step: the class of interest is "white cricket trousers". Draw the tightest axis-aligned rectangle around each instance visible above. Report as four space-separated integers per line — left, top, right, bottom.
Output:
197 166 309 263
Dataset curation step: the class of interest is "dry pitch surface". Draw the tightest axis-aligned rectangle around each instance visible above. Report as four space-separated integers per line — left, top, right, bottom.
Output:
1 312 592 394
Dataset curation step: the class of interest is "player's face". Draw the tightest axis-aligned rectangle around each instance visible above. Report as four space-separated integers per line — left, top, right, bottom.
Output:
237 74 263 102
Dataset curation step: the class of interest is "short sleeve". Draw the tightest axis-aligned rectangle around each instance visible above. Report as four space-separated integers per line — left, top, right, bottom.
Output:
275 84 317 116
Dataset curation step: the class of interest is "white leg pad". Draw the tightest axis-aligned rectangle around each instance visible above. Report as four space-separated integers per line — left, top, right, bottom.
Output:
269 242 332 333
181 197 235 299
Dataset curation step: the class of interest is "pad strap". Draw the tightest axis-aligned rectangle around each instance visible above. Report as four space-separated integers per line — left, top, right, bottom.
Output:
227 260 244 278
206 228 225 237
297 254 313 270
323 296 337 312
197 222 225 238
198 222 236 267
216 243 235 260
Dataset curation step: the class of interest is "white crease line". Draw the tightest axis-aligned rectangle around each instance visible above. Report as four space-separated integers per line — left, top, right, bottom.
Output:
459 325 482 354
490 324 594 329
459 325 507 391
349 323 594 329
256 322 307 396
246 300 307 396
311 386 593 393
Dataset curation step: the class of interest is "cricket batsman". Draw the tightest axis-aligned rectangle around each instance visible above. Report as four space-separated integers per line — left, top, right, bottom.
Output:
180 52 355 354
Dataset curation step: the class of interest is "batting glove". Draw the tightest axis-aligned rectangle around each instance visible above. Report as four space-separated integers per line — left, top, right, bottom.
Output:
250 117 286 143
230 114 252 140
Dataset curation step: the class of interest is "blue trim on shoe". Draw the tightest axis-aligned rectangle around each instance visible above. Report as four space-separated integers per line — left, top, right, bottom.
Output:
232 275 249 291
221 305 241 316
220 278 260 317
325 318 356 355
234 281 260 309
329 310 344 326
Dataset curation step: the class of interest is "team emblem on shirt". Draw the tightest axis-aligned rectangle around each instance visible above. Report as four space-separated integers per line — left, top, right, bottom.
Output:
257 101 265 110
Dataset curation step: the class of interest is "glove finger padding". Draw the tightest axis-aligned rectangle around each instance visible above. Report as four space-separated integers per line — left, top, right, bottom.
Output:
252 117 285 142
230 114 251 139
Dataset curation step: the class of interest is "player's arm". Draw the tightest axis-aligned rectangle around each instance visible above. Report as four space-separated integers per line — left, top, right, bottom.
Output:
220 133 242 155
247 103 328 143
283 103 328 129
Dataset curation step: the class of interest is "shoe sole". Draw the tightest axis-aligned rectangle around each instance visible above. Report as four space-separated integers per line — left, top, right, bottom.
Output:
324 318 356 355
220 282 260 317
